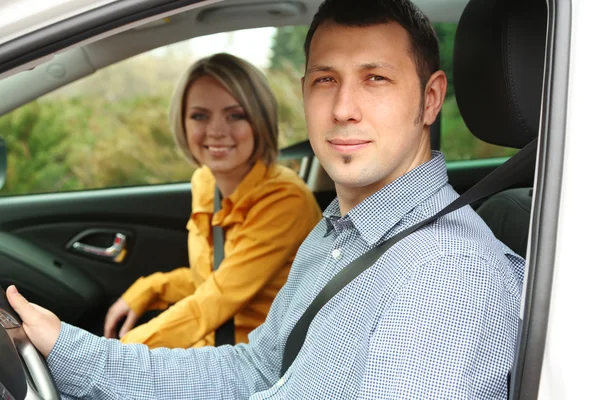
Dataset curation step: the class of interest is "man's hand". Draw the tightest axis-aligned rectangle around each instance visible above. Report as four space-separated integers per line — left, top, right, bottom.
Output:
104 298 139 339
6 285 61 358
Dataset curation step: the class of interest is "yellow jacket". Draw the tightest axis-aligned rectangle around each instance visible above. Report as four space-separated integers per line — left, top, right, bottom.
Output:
120 161 322 349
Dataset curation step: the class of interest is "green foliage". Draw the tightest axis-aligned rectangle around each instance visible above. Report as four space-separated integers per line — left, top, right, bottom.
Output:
0 94 195 196
432 22 457 99
269 25 309 73
266 65 306 149
440 96 518 160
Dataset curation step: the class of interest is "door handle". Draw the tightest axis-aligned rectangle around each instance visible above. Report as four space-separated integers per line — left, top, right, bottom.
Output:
70 232 127 263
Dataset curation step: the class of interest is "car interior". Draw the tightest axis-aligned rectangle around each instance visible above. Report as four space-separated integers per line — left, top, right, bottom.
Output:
0 0 537 335
0 0 554 398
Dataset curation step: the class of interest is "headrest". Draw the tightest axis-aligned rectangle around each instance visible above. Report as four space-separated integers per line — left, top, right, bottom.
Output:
453 0 547 149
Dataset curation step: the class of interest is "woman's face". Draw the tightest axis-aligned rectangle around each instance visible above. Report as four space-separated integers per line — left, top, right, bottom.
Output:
184 75 255 178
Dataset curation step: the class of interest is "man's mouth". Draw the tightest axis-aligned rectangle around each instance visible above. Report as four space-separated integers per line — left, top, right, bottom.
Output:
327 138 371 153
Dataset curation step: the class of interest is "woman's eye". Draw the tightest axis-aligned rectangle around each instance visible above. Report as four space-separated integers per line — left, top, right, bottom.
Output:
228 113 248 121
189 113 208 121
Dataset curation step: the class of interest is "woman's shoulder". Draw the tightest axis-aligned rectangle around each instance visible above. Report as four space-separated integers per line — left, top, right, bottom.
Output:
261 164 312 195
232 164 321 222
236 163 316 209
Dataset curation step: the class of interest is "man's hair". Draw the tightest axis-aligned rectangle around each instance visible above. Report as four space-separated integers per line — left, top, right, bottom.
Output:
304 0 440 92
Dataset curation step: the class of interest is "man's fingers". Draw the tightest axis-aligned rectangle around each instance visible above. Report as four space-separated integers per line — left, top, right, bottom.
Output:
119 312 137 339
6 285 37 323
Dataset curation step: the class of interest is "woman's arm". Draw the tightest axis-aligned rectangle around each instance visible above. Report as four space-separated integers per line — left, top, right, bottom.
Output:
120 185 320 349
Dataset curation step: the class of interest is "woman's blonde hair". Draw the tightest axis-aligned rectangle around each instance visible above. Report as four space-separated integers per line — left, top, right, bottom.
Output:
169 53 279 166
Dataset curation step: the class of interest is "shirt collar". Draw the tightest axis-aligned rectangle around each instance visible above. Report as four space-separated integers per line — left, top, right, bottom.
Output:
323 151 448 245
226 160 268 206
193 160 268 214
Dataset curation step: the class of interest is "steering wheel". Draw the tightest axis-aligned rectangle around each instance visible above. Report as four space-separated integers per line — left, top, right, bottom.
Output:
0 287 60 400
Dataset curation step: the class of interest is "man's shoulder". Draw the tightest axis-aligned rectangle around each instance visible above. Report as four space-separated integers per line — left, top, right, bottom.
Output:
430 204 520 265
378 202 524 296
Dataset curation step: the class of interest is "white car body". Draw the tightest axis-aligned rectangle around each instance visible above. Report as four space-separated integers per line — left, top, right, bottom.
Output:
0 0 598 398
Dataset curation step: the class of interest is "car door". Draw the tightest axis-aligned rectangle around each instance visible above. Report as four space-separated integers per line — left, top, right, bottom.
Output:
0 185 192 335
0 14 312 336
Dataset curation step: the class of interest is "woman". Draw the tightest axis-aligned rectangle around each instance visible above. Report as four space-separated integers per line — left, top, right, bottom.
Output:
103 53 322 349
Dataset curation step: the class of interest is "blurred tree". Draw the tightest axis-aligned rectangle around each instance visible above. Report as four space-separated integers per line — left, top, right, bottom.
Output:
269 25 309 73
432 23 457 99
265 65 306 149
0 24 520 197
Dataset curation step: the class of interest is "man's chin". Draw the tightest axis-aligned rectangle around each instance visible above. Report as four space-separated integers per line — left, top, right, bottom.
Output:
329 172 377 190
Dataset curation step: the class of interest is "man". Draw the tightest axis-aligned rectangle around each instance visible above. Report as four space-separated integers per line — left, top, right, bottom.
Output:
7 0 524 398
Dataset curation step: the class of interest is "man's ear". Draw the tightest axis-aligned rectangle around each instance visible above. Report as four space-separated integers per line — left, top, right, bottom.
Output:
422 70 447 126
301 76 305 96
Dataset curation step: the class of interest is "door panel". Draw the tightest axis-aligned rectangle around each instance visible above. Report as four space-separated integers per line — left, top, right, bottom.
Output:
0 231 103 325
0 182 194 334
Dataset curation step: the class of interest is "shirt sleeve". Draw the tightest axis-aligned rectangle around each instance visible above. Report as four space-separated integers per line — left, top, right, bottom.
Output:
47 322 276 400
120 186 320 349
46 245 299 400
120 267 197 316
357 254 517 399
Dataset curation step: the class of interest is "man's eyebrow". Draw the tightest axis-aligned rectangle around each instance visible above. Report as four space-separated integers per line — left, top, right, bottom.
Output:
306 62 398 75
359 61 398 71
305 64 334 75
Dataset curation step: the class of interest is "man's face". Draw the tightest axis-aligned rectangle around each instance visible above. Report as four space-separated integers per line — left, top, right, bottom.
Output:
303 22 435 196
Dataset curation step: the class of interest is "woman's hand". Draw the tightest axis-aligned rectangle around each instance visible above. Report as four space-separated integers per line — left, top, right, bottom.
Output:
104 297 139 339
6 285 61 358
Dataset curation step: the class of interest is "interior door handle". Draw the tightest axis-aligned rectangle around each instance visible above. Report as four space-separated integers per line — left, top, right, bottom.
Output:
71 232 127 263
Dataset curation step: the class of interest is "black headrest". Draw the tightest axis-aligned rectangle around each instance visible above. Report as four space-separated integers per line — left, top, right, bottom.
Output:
453 0 547 149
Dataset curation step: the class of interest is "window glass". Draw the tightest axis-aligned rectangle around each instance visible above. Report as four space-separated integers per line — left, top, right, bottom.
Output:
0 23 519 197
0 26 308 196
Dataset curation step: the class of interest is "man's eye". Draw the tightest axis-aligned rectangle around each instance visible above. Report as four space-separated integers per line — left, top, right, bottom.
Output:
314 76 335 84
368 75 387 82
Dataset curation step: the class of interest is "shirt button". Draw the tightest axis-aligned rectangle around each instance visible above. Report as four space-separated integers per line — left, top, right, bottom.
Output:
275 378 285 388
331 249 342 260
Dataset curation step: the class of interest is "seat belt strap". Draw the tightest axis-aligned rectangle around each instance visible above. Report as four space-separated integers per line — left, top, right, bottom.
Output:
213 187 236 346
280 137 538 377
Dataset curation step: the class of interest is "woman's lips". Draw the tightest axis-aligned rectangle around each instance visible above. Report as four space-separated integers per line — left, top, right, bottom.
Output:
204 145 235 157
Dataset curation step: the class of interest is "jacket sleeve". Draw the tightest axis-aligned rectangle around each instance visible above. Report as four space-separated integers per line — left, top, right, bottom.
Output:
120 168 206 316
120 267 198 316
120 185 320 349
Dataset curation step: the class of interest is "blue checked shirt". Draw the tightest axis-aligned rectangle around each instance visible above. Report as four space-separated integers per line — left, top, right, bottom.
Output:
48 151 524 399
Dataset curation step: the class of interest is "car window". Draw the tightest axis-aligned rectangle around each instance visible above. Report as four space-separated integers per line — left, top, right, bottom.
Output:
433 22 519 161
0 26 308 196
0 23 517 197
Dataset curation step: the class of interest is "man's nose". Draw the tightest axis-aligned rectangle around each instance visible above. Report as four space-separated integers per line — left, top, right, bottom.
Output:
332 83 362 124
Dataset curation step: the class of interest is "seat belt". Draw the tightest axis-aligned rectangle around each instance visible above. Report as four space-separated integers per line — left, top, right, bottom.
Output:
213 187 236 346
280 137 538 377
